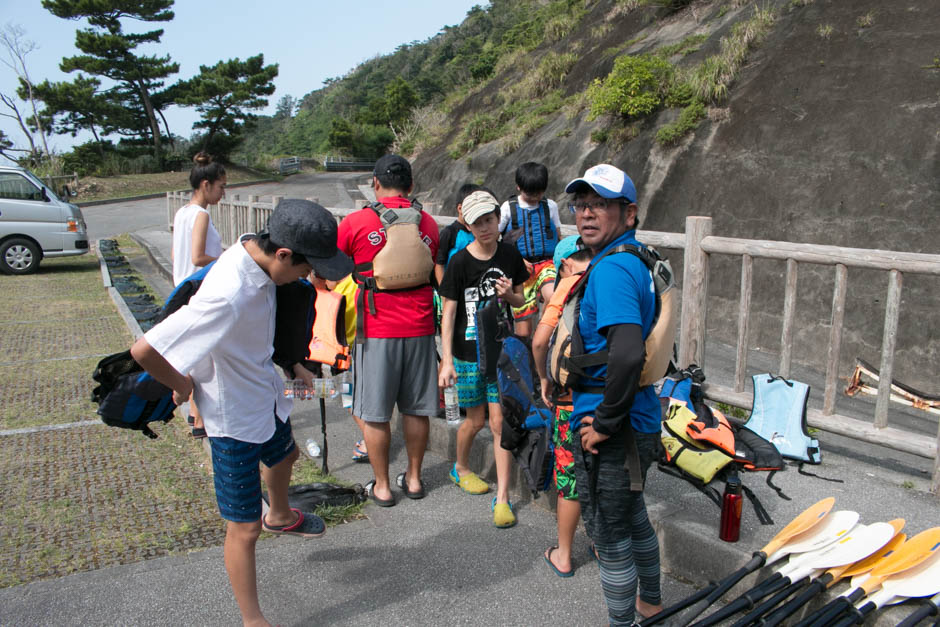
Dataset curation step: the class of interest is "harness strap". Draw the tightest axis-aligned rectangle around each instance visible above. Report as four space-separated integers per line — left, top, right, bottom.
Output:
796 461 844 483
741 483 775 525
656 462 722 506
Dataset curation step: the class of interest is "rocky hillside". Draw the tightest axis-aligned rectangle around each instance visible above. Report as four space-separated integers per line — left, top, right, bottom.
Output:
410 0 939 393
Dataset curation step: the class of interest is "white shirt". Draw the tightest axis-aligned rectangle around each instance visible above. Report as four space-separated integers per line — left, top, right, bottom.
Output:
145 237 291 443
498 197 562 234
172 203 222 286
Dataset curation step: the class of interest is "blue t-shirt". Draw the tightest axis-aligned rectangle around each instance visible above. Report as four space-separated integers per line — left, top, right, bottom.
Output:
572 230 662 434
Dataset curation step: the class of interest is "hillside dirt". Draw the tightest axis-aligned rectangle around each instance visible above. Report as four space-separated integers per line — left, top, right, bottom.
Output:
413 0 940 391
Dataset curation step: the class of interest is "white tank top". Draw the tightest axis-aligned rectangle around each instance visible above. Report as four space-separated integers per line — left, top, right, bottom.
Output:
172 203 222 285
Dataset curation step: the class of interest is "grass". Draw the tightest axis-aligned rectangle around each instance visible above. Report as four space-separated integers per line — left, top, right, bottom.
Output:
75 165 274 203
716 402 749 420
656 34 709 58
816 24 834 40
656 100 707 145
856 11 874 28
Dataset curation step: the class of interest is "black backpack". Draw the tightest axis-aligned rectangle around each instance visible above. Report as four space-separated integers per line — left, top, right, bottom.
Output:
91 263 214 438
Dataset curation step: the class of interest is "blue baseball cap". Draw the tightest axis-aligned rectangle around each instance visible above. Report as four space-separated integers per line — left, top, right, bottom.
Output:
553 235 582 270
564 164 637 204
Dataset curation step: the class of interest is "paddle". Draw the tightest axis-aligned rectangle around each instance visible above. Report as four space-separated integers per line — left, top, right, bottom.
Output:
831 551 940 626
722 521 899 627
688 510 861 627
761 520 907 627
795 527 940 627
897 591 940 627
642 497 835 627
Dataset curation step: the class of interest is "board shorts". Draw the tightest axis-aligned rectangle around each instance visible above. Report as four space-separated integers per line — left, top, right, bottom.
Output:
352 335 438 422
209 415 296 523
512 259 557 321
553 407 578 500
454 356 500 408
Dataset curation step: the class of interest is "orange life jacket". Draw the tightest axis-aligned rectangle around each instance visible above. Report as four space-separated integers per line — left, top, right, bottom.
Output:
308 288 351 371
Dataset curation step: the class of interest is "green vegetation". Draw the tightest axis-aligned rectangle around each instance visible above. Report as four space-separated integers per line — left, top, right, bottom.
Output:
588 54 675 119
856 12 875 28
656 34 709 59
655 100 706 145
817 24 834 40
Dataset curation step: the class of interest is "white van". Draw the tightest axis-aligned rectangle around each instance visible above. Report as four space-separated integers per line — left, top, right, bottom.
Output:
0 165 88 274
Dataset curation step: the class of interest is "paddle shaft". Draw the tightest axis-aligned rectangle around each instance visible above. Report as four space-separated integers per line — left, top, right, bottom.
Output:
675 554 766 625
761 575 833 627
638 584 716 627
794 587 865 627
690 572 790 627
319 397 329 475
896 595 940 627
730 576 812 627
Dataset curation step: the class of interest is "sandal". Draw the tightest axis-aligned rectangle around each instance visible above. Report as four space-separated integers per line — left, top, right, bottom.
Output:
492 496 517 528
262 507 325 538
351 439 369 463
448 463 490 495
396 471 426 500
365 479 396 507
191 427 207 439
544 546 574 578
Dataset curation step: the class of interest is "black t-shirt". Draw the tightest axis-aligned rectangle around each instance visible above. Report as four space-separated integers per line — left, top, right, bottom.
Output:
439 242 528 362
436 220 473 265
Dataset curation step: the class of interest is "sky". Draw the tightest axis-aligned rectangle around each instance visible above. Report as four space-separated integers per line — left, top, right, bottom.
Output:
0 0 483 155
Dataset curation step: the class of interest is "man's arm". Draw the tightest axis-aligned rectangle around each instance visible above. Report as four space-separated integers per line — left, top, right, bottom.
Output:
533 321 554 407
130 337 193 404
592 323 645 435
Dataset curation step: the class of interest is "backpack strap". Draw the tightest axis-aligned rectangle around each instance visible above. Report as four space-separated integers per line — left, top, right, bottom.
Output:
656 462 723 506
741 482 775 525
539 199 554 241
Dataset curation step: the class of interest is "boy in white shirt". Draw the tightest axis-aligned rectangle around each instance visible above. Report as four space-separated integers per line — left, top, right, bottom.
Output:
131 199 353 627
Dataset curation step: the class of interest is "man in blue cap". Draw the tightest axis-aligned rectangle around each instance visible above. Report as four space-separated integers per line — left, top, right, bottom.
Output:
564 164 663 626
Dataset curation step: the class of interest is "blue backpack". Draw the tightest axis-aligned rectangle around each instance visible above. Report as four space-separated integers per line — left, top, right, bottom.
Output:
496 335 554 496
91 264 214 438
501 197 559 262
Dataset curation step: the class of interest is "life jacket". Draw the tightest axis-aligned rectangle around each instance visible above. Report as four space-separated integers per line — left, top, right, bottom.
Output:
745 374 821 464
91 263 216 438
661 403 733 484
496 335 554 497
446 227 475 264
273 281 350 374
548 243 678 392
352 199 434 342
501 197 559 262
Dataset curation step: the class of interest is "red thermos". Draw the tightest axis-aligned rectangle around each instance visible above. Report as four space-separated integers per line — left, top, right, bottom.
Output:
719 475 743 542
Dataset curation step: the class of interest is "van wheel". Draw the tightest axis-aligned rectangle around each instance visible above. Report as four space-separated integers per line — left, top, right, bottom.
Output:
0 238 41 275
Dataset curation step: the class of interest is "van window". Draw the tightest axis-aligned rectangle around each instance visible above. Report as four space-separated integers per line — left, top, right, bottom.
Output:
0 172 44 201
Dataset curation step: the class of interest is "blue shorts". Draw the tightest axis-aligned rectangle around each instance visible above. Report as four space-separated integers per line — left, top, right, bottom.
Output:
454 357 499 408
209 416 296 522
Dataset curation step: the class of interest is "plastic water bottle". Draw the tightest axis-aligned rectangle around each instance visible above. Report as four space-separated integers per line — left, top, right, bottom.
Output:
305 438 321 457
283 378 337 399
444 384 460 425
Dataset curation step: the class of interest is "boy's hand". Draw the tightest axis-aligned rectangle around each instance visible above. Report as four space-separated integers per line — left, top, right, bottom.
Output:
292 363 316 387
494 277 513 299
579 416 609 454
172 375 194 406
438 362 457 389
540 377 553 409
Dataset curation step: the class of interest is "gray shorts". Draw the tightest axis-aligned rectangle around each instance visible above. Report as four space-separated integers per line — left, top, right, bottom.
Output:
352 335 439 422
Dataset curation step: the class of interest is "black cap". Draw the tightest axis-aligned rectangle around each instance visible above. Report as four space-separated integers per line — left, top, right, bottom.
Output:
264 198 353 280
373 153 412 178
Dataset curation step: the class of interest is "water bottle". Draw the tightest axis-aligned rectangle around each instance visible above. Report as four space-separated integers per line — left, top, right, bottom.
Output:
719 475 743 542
305 438 321 457
444 384 460 425
283 378 337 399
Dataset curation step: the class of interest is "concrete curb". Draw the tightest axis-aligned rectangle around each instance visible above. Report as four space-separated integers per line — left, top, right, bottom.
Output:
129 232 173 284
95 239 145 340
76 179 275 207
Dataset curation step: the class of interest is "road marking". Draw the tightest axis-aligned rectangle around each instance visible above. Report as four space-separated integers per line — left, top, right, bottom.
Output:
0 420 102 437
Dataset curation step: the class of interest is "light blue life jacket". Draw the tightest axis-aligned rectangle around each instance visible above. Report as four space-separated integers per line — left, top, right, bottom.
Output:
447 227 475 264
745 374 821 464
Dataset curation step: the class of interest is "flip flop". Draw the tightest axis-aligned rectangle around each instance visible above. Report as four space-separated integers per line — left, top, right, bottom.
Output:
262 507 326 538
351 439 369 463
396 471 426 499
544 546 574 578
365 479 396 507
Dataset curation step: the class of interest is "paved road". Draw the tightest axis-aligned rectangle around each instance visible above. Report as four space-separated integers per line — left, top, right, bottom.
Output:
81 171 370 241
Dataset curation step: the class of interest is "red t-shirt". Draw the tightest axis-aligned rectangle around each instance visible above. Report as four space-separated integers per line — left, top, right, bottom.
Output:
337 197 440 338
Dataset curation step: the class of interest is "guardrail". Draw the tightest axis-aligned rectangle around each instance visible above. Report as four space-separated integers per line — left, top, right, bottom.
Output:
278 157 301 174
43 172 79 197
323 156 375 172
166 191 940 494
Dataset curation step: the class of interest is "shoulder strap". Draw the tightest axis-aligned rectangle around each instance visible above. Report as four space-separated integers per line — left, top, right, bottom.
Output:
508 197 519 232
540 199 553 240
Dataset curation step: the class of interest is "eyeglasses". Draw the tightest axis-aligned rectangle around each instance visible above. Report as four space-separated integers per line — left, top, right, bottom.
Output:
568 198 615 214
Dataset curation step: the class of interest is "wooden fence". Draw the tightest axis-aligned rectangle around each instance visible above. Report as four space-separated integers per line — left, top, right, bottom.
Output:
166 192 940 493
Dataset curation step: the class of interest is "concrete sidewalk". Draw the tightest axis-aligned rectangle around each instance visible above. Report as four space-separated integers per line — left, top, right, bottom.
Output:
3 225 935 626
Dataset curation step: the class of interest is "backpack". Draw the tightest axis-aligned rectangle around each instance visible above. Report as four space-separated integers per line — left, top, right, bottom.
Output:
472 271 515 383
353 200 434 341
496 335 554 497
501 197 559 261
548 243 677 392
91 264 215 438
